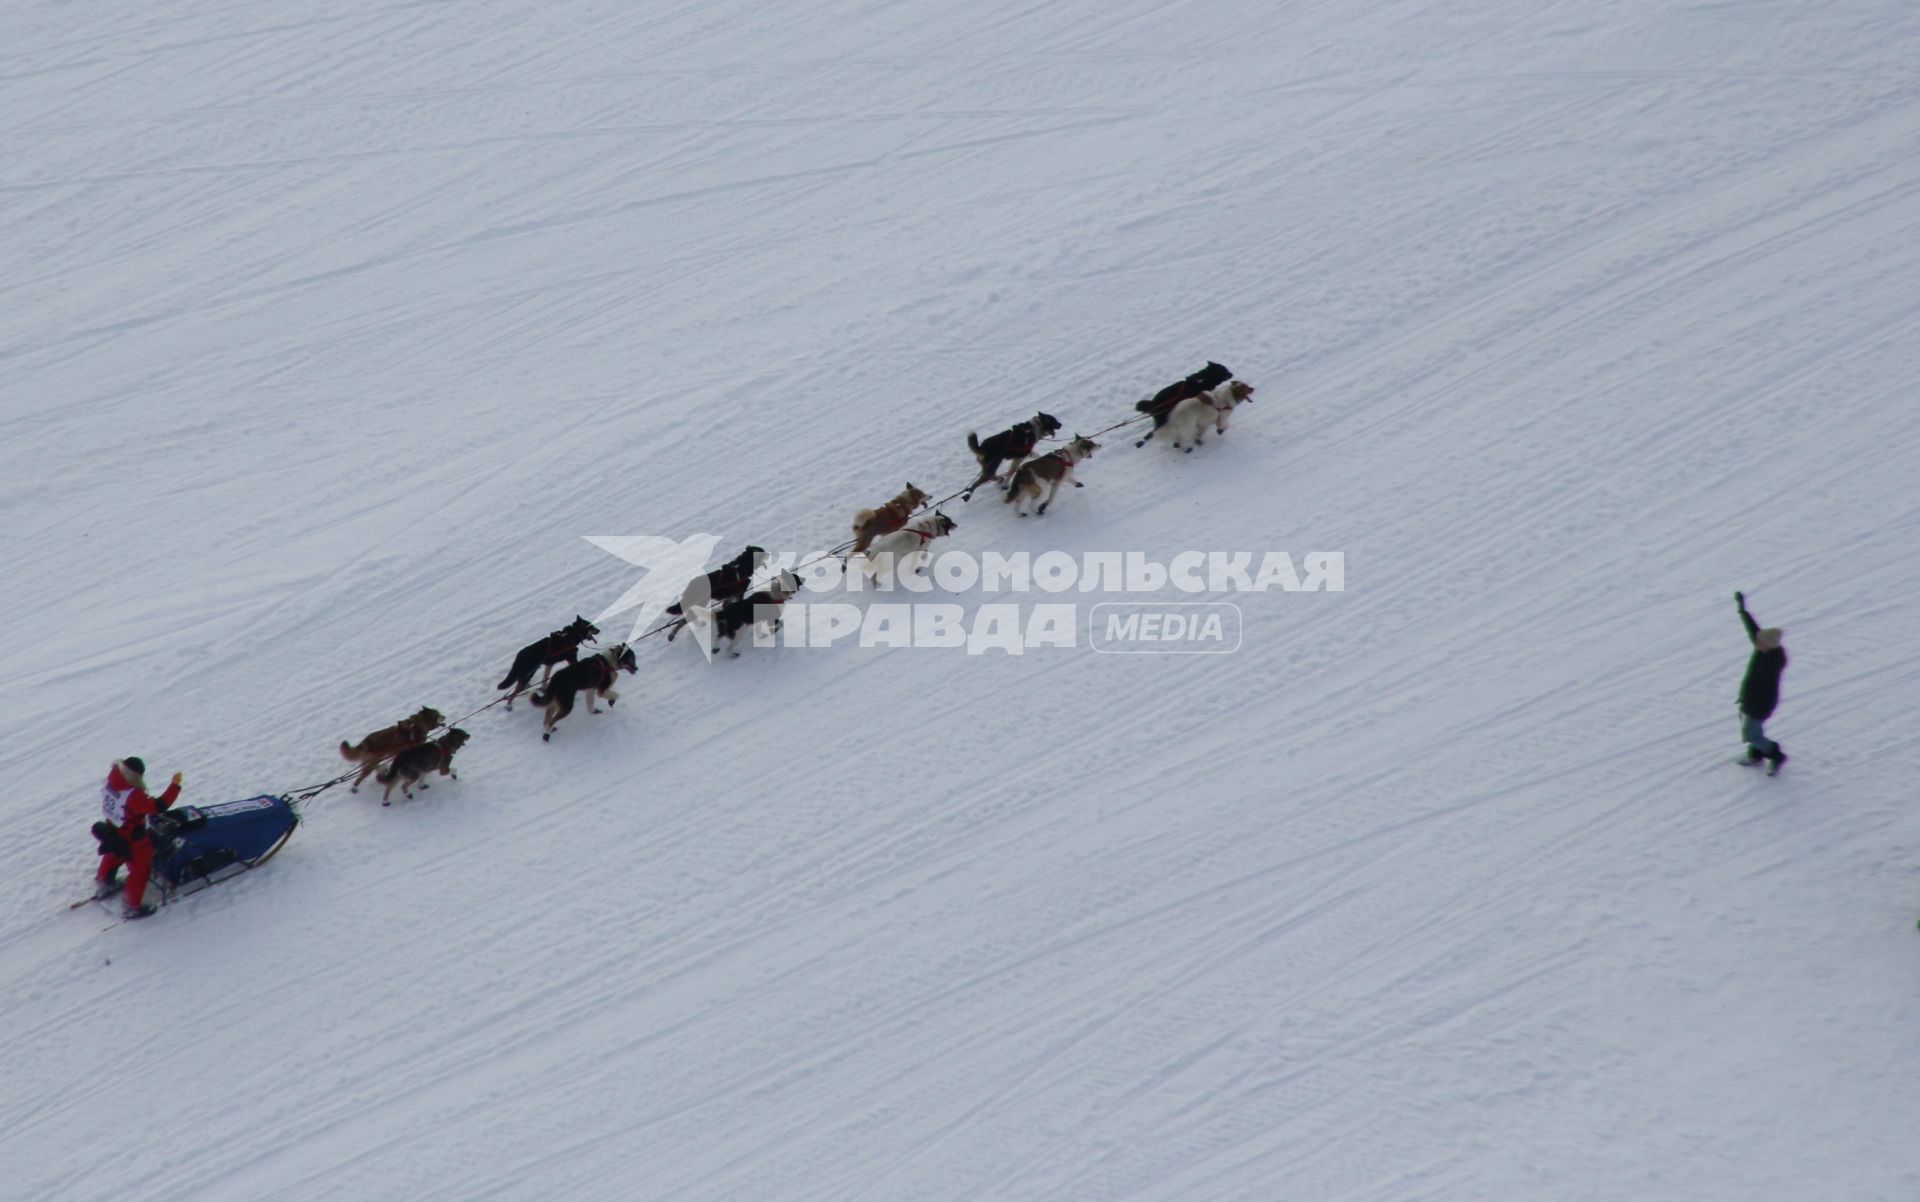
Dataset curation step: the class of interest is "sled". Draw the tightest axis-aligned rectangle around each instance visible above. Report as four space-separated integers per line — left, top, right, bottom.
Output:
147 795 300 900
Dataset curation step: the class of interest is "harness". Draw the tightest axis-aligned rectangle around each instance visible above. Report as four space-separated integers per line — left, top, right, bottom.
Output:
996 422 1042 456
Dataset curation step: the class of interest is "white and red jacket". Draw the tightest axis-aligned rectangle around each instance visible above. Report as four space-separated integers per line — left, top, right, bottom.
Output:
101 760 179 835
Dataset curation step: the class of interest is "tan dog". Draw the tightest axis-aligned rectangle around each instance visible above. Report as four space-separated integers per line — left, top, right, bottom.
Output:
849 483 930 556
1004 437 1099 517
340 706 444 792
374 728 470 804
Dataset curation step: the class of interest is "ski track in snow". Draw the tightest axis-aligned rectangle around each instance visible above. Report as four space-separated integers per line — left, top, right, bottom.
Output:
4 2 1920 1200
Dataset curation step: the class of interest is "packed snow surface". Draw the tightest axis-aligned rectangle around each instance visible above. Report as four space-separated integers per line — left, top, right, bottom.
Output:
4 1 1919 1199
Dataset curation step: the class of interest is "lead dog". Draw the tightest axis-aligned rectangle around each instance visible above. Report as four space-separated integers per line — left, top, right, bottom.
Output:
1004 437 1099 516
496 616 599 710
963 412 1061 500
375 728 471 804
709 569 804 658
1134 361 1233 438
667 545 765 641
849 483 930 557
340 707 444 792
531 644 638 741
858 511 957 579
1158 380 1256 451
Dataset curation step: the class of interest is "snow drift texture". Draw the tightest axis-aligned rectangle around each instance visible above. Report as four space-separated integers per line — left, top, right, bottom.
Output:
4 2 1920 1200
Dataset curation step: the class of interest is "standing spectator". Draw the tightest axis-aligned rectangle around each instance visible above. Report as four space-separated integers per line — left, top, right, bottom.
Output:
1734 592 1788 775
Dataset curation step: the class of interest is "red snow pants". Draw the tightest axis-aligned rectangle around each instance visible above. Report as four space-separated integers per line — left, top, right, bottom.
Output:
96 826 152 908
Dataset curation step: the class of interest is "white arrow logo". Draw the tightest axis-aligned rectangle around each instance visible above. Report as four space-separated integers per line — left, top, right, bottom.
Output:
584 533 724 652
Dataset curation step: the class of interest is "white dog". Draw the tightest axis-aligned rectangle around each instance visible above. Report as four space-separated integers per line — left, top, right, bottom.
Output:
1162 380 1255 452
858 511 958 579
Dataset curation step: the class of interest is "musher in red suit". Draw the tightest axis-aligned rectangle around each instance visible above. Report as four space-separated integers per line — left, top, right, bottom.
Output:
95 756 182 919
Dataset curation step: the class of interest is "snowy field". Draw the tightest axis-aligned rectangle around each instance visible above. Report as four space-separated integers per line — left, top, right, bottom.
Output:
4 1 1920 1199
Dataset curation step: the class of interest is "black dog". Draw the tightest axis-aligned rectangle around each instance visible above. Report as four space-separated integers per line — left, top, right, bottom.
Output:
530 645 638 741
708 570 802 658
496 616 599 710
962 412 1062 500
1135 361 1233 435
375 729 471 804
666 545 766 640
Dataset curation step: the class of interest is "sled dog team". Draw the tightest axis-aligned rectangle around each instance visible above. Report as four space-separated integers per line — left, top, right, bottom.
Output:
95 356 1795 919
331 361 1263 777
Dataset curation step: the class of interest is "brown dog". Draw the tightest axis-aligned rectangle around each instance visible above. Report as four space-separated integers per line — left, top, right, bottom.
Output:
340 706 444 792
374 728 470 804
849 483 930 556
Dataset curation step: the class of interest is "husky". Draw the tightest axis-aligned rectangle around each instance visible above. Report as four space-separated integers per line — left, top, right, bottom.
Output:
962 412 1061 500
667 545 765 641
1004 437 1099 516
1158 380 1256 451
496 616 599 710
708 570 804 658
1134 361 1233 437
858 511 957 579
849 483 930 557
375 729 471 804
530 644 638 741
340 707 444 792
